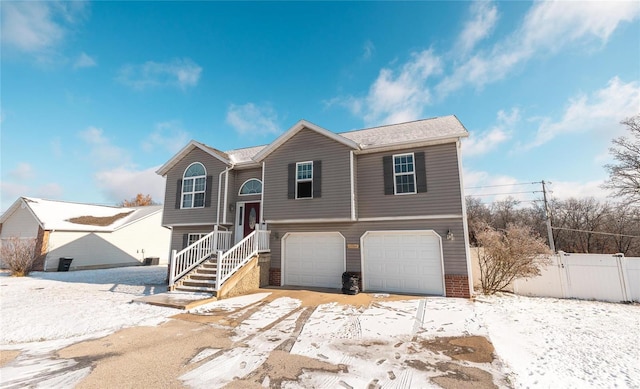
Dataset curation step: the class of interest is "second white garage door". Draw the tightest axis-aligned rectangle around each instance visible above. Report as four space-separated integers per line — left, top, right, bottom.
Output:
283 232 345 288
361 231 444 295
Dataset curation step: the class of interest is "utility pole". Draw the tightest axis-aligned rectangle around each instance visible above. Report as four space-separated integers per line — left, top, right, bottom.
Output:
541 180 556 253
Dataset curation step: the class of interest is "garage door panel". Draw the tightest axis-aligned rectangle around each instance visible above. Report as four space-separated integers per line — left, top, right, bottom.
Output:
363 231 444 296
284 233 344 289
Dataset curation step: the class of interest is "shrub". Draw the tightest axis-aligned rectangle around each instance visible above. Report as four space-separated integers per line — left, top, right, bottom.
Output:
477 223 552 294
0 236 37 277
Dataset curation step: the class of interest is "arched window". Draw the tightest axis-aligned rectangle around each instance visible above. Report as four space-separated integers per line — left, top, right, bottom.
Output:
182 162 206 208
239 178 262 195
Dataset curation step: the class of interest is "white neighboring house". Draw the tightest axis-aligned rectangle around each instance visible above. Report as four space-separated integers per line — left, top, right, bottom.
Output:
0 197 171 271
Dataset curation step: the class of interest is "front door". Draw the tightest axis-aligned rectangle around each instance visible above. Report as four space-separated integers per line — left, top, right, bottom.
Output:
243 202 261 238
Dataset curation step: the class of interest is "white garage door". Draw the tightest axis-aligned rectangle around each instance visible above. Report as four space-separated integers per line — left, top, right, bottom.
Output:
283 232 345 288
362 231 444 295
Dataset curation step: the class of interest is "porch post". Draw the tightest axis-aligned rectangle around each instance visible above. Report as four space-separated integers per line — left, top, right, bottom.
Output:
216 250 224 290
169 249 177 287
213 225 219 251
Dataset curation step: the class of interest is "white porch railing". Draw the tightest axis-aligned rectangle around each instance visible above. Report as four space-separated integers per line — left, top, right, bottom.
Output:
215 229 270 291
169 226 233 287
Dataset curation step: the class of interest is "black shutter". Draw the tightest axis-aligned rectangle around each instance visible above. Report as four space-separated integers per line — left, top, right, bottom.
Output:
287 163 295 199
182 234 188 249
175 179 182 209
383 156 394 195
204 175 213 207
415 152 427 193
313 160 322 198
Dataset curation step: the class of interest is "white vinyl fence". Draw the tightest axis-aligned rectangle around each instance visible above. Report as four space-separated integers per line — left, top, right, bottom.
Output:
514 252 640 302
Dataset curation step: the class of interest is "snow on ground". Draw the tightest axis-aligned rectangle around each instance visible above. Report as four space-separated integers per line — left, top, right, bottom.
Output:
1 266 639 388
0 267 177 347
476 293 640 389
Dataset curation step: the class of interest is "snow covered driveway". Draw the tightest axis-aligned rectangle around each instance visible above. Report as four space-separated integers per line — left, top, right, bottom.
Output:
1 267 639 388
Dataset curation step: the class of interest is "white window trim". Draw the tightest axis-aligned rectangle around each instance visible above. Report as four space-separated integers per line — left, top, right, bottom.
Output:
393 152 417 195
238 178 263 196
187 233 207 246
295 161 313 199
182 162 206 209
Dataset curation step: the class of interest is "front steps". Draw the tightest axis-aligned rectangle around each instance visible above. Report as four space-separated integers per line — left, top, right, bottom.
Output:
174 259 218 293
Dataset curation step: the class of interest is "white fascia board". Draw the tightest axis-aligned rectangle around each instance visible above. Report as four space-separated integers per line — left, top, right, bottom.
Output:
0 197 46 230
265 218 354 224
162 222 217 227
253 120 360 162
358 214 464 222
353 135 466 155
456 139 474 294
156 140 231 176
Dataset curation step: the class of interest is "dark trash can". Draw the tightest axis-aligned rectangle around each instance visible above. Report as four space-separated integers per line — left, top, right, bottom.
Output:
57 257 73 272
342 272 360 295
144 257 160 266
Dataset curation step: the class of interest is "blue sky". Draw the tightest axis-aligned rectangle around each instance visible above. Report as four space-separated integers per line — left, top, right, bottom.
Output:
1 1 639 212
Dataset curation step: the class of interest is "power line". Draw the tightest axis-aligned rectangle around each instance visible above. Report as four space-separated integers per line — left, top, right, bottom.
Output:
466 191 541 197
551 226 640 239
465 181 540 190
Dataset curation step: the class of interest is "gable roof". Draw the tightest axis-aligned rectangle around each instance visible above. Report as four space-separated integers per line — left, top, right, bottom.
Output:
252 119 360 162
0 197 163 232
341 115 468 150
156 115 468 175
156 140 231 176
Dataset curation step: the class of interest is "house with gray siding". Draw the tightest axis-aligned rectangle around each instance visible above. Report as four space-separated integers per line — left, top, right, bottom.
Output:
156 115 473 298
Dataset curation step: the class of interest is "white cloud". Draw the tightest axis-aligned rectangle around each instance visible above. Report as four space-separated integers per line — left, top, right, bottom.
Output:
526 77 640 149
78 126 131 167
94 166 166 205
362 40 375 60
226 103 281 136
143 121 190 153
438 1 640 96
1 2 64 53
36 183 64 199
0 182 30 212
359 49 442 126
456 1 498 54
463 108 518 157
73 52 96 69
9 163 35 181
546 180 612 202
116 58 202 90
463 169 536 204
1 1 87 62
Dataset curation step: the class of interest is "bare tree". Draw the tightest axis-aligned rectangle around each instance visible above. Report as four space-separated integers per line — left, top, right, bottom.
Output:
119 194 156 207
0 237 37 277
476 223 552 294
603 115 640 205
490 197 521 231
466 196 492 246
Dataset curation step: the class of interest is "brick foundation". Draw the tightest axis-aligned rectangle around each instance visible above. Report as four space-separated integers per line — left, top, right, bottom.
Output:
444 274 471 298
269 268 281 286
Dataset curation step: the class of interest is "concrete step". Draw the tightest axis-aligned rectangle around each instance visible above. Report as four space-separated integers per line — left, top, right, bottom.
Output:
175 284 216 293
182 279 217 287
190 274 217 281
196 267 217 274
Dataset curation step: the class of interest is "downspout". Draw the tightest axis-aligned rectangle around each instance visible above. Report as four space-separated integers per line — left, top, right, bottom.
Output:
350 150 356 221
217 165 233 225
223 168 230 224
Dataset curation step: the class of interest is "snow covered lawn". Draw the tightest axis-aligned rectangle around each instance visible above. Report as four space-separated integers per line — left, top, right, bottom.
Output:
0 266 177 346
1 267 639 388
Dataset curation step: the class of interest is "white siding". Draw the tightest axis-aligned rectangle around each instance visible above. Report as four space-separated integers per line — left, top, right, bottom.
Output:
0 206 40 239
45 212 171 271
